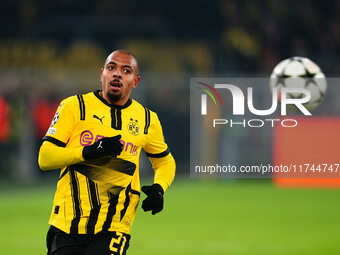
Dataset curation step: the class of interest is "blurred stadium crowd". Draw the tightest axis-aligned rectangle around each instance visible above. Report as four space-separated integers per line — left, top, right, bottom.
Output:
0 0 339 181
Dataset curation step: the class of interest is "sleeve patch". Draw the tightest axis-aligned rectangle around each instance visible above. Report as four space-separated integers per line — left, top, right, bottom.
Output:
47 127 56 135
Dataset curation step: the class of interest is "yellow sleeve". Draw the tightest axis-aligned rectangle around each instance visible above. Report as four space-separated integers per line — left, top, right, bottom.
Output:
143 111 168 155
149 153 176 192
38 95 83 170
143 111 176 191
44 96 78 144
38 141 84 170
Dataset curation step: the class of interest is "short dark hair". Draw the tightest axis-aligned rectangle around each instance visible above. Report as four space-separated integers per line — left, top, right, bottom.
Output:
104 49 139 74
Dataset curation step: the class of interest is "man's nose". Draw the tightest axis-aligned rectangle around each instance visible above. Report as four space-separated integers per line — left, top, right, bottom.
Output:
112 68 122 78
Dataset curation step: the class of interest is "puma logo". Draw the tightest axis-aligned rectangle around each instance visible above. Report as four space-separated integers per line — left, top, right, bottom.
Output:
93 114 105 124
97 140 103 149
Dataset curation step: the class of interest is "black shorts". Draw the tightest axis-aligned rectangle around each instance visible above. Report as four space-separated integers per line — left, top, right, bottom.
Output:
46 226 131 255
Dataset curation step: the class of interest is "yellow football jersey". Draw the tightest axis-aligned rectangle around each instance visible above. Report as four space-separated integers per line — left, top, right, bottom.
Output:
41 90 173 235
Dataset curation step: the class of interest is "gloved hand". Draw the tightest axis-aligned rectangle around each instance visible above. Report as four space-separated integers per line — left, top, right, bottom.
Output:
82 135 123 160
141 184 164 215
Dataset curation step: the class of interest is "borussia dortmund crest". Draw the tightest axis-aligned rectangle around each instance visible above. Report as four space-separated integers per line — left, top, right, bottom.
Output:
128 118 140 136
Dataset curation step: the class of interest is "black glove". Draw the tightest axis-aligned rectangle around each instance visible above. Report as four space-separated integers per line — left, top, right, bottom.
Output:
82 135 123 160
141 184 164 215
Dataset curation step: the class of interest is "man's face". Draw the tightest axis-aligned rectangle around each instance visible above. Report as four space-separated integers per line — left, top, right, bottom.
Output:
100 51 140 104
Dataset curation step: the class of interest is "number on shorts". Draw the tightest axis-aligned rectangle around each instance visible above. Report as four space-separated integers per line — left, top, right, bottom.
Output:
109 232 127 255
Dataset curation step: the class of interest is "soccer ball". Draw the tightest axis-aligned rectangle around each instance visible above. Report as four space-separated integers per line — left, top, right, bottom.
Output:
270 56 327 112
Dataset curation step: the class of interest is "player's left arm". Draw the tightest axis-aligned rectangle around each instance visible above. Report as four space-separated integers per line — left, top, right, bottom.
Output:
142 111 176 214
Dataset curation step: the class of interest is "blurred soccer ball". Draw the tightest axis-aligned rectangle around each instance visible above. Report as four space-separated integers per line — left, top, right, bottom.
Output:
270 56 327 112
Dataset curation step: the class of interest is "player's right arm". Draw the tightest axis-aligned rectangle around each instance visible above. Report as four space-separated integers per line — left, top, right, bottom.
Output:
38 95 123 170
39 142 84 170
38 96 83 170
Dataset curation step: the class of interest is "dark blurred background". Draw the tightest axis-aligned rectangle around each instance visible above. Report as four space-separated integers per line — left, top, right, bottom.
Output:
0 0 339 182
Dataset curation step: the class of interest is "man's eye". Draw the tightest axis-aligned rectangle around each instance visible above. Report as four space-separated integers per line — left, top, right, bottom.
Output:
123 69 131 74
107 66 114 70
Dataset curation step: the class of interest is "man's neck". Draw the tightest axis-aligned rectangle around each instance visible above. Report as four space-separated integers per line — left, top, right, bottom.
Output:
100 92 128 106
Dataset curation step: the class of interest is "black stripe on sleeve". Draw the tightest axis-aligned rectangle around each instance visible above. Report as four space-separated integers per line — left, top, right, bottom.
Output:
102 191 120 231
145 148 170 158
143 107 150 134
86 179 101 234
42 136 66 147
70 170 82 234
120 184 131 221
77 95 85 120
130 189 140 196
80 95 85 120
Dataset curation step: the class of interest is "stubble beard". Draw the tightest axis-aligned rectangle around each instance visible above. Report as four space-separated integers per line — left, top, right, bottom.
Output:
107 91 122 103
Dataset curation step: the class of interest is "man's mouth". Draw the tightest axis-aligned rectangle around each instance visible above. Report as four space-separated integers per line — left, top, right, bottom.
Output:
109 80 122 92
109 80 122 87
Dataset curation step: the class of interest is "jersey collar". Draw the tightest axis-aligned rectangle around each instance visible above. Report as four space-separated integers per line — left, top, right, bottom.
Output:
94 90 132 109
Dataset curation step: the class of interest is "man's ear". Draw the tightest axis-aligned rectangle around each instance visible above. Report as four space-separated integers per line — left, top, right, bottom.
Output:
99 68 105 85
133 76 141 88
